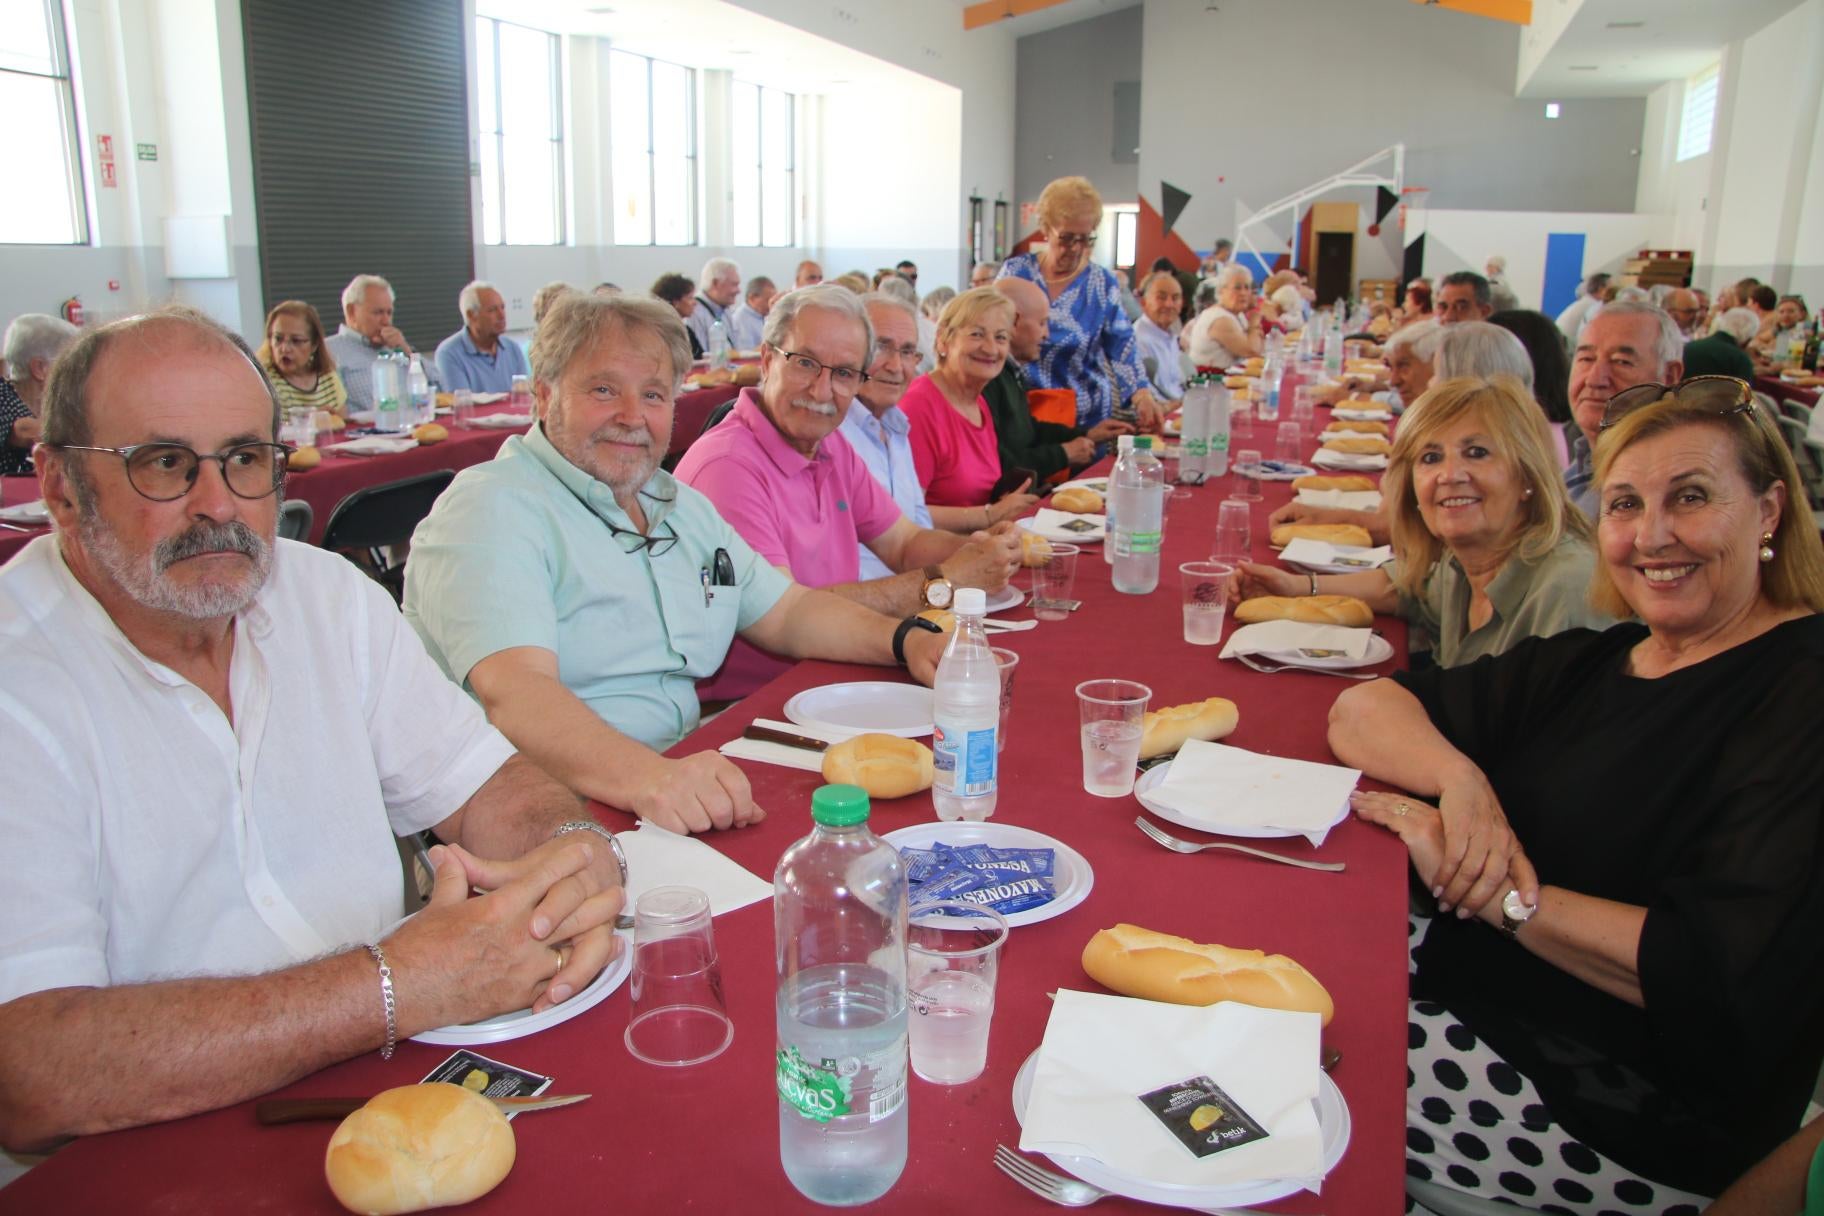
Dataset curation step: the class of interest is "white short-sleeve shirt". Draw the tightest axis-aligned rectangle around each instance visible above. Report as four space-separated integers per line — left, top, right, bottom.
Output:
0 536 516 1006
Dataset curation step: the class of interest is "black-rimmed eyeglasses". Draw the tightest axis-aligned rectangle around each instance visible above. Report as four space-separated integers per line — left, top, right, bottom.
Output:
49 442 290 502
1051 232 1096 250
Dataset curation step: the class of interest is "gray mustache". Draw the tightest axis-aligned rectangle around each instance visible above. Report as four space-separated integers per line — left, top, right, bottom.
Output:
156 519 267 570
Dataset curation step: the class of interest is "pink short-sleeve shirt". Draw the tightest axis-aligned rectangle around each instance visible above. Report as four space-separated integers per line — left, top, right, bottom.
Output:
899 374 1003 507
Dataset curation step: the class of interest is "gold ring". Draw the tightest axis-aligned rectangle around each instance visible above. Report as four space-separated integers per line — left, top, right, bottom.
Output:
1396 803 1410 816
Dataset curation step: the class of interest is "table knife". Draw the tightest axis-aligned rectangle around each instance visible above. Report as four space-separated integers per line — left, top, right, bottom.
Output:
742 724 830 752
256 1092 590 1124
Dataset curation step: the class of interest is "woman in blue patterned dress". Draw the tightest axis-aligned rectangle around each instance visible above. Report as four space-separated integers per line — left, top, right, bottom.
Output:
996 176 1163 434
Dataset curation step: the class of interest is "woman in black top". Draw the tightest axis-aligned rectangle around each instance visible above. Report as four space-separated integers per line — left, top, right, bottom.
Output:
1329 379 1824 1209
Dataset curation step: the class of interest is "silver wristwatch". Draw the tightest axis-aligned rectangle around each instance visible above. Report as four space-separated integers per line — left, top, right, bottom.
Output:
1498 888 1536 938
552 820 629 887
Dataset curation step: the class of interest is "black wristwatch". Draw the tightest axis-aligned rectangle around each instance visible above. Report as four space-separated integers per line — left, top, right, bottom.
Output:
893 615 943 666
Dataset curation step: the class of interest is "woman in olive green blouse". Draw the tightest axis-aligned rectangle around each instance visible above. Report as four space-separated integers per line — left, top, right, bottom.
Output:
1233 375 1617 666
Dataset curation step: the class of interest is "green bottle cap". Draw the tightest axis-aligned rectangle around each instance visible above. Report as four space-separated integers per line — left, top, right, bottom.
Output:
811 784 871 826
1135 434 1155 449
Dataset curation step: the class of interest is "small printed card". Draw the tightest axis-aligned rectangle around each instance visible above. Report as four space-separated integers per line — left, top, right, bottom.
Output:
421 1050 552 1119
1138 1075 1272 1160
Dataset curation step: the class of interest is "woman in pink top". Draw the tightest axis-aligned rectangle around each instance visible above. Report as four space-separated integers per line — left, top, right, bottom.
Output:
902 288 1040 531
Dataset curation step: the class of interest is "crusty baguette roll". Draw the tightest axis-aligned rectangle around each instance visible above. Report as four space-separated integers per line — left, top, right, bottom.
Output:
1222 375 1250 390
1020 531 1054 568
1234 595 1373 627
1326 419 1389 436
1339 397 1384 410
733 363 762 386
325 1083 515 1215
287 446 322 471
821 733 935 800
412 423 448 445
1322 435 1391 456
1082 923 1333 1025
1052 487 1104 514
1291 474 1376 492
916 607 955 633
1270 523 1374 548
1139 698 1239 759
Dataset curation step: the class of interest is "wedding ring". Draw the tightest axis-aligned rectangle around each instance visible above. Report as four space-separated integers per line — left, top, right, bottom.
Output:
1395 803 1410 816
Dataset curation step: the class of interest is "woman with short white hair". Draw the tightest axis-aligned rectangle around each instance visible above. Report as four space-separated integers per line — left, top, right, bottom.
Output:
1 313 79 475
1186 263 1263 369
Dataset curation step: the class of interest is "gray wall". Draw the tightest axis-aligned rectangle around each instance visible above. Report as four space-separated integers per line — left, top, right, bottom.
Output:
1015 7 1144 211
1134 0 1645 258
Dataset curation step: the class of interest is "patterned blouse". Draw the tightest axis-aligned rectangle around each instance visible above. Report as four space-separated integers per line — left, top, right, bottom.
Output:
997 253 1153 427
265 365 349 418
0 379 34 476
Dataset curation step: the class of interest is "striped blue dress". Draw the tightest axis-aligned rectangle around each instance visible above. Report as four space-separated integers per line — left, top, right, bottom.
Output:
997 253 1153 427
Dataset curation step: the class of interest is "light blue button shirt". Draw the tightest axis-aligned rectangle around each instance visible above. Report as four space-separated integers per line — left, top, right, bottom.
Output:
839 399 933 580
403 423 791 752
1133 316 1185 400
726 302 766 350
433 328 530 394
325 325 441 411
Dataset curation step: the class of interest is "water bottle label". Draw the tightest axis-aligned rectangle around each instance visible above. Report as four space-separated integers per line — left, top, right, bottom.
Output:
777 1045 850 1123
933 723 997 796
1127 528 1162 556
1210 431 1230 452
1185 436 1208 459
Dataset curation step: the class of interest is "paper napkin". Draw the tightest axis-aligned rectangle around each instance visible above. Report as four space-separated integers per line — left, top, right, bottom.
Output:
1293 488 1382 511
1141 739 1361 844
0 500 49 524
1021 991 1325 1191
1311 450 1389 471
327 435 419 456
1279 538 1394 572
1219 620 1372 660
463 413 534 430
1025 508 1107 541
1331 406 1392 422
616 821 773 918
717 717 846 773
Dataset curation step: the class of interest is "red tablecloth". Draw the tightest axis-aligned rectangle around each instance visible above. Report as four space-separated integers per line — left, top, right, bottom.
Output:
0 475 45 565
0 441 1411 1214
1758 373 1821 409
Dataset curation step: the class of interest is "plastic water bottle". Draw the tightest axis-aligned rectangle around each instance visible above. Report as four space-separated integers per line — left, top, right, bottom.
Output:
1323 318 1344 379
1258 354 1283 423
1178 379 1209 484
931 587 1000 822
1112 435 1164 594
776 785 909 1206
371 350 406 433
709 317 732 371
1104 434 1135 565
1207 383 1231 478
407 357 432 426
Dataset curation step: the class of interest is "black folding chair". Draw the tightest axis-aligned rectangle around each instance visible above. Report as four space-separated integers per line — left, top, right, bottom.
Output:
276 499 313 543
318 470 455 602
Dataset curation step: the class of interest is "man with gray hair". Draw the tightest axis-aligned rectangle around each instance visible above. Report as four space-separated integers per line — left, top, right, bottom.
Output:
687 257 742 355
1132 272 1187 400
1566 301 1685 518
1435 271 1494 325
725 276 776 350
434 280 530 394
1 314 78 475
1681 306 1757 381
675 284 1020 700
326 273 438 410
1485 255 1520 312
405 292 951 834
971 261 1000 288
840 291 937 579
0 305 628 1150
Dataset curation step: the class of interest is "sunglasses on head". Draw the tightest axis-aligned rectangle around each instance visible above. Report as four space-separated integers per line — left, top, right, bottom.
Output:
1598 375 1757 433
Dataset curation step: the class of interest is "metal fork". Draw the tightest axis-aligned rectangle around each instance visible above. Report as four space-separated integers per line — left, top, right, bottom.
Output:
992 1144 1318 1215
1135 817 1346 872
1234 652 1379 680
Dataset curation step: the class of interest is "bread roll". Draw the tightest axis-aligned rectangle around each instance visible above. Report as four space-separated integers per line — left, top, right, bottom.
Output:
1020 531 1054 568
287 446 322 471
412 423 448 445
1339 397 1383 411
1052 487 1104 514
1326 419 1389 436
821 733 935 800
1291 474 1376 492
1222 375 1250 390
1269 523 1374 548
324 1083 515 1215
1322 436 1391 456
1082 923 1333 1025
1139 698 1239 760
733 363 761 386
1234 595 1373 627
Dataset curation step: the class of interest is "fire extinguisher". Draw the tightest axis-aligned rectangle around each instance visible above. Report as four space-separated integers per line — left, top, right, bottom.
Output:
61 296 84 327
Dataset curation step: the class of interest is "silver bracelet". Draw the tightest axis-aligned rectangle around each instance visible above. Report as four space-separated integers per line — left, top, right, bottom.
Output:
363 943 397 1060
553 819 629 887
1308 572 1319 596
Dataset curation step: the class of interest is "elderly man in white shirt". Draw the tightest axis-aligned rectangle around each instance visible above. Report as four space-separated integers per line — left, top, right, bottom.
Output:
686 257 742 354
725 276 775 350
0 307 625 1153
840 293 937 579
1131 271 1187 401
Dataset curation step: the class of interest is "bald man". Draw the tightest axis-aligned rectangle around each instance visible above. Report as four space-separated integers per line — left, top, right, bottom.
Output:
979 277 1132 483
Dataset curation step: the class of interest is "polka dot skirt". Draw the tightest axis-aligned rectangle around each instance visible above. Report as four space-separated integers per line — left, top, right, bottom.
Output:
1404 918 1712 1216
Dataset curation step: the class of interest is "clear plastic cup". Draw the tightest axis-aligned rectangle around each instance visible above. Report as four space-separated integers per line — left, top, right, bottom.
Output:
907 901 1008 1085
1031 542 1080 621
989 647 1019 754
1292 387 1316 436
624 886 732 1067
1276 421 1303 464
509 374 534 415
1180 561 1234 645
1233 449 1264 501
1212 498 1252 563
452 388 475 426
1076 678 1151 798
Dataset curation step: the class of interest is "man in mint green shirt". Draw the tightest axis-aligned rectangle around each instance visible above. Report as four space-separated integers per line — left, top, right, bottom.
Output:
405 294 945 835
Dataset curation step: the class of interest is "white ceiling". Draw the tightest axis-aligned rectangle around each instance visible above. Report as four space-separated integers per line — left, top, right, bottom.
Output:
1520 0 1808 98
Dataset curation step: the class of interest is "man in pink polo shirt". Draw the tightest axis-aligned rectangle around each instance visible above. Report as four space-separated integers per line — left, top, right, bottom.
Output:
676 284 1020 699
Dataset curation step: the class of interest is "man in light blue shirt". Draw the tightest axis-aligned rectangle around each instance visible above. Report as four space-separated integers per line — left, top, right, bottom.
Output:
1132 271 1187 401
840 293 937 579
725 276 775 350
326 273 440 411
686 257 741 354
434 280 531 394
404 293 946 835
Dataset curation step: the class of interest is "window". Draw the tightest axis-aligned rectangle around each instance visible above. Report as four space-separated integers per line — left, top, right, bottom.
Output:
610 50 696 246
731 80 795 247
1677 63 1719 162
0 0 87 245
1111 207 1137 270
475 17 564 245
